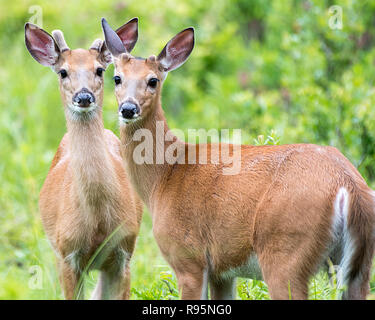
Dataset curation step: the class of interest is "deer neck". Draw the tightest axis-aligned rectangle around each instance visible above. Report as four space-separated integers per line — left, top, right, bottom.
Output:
120 99 184 208
65 109 117 210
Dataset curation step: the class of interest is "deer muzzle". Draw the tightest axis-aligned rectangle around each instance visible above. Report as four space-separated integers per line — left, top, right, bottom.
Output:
119 101 140 120
73 88 95 108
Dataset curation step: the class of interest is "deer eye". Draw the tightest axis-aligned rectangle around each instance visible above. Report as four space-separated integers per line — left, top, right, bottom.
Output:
96 67 105 77
58 69 68 79
113 76 121 85
148 78 159 88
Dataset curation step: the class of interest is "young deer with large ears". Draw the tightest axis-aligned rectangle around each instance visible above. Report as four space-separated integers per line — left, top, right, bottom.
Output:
102 19 375 300
25 19 143 300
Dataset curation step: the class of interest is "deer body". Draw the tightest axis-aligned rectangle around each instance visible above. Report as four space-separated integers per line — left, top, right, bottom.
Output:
41 118 142 299
102 19 375 299
121 102 375 300
25 21 142 299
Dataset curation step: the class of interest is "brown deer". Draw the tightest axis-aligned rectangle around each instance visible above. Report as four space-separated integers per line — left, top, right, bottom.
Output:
102 18 375 300
25 19 142 299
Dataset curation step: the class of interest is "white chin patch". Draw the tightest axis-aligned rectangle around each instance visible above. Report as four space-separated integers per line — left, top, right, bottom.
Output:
68 103 97 114
119 113 141 125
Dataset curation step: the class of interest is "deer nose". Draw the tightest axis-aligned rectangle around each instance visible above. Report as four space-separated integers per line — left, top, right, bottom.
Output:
73 89 95 108
119 102 140 119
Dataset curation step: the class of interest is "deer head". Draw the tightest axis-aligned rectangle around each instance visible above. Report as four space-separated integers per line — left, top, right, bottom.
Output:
101 18 194 125
25 19 138 121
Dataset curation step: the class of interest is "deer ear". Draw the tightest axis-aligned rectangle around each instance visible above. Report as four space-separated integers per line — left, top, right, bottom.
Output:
90 39 112 67
116 17 138 53
157 27 194 72
98 41 112 66
25 23 60 67
101 18 126 57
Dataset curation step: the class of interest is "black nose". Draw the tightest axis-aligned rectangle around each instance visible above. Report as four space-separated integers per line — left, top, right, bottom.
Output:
119 102 140 119
73 89 95 108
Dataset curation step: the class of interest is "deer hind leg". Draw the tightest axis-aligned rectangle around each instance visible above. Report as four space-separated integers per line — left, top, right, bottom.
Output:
343 269 373 300
175 264 208 300
90 266 130 300
209 276 236 300
256 237 318 300
258 253 309 300
120 265 132 299
58 258 82 300
337 235 374 300
90 248 131 300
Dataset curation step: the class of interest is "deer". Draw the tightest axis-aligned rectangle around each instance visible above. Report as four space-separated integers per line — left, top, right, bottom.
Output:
24 19 143 300
101 18 375 300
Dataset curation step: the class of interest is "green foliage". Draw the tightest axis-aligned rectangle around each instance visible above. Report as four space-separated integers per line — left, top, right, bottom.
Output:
254 130 280 145
132 271 179 300
237 279 270 300
1 0 375 299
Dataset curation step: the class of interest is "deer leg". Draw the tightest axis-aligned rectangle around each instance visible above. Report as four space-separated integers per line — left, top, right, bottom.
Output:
175 265 208 300
91 264 131 300
340 244 374 300
264 273 308 300
58 259 82 300
90 270 125 299
258 252 310 300
209 276 236 300
256 238 314 300
90 249 131 300
343 274 371 300
121 264 132 299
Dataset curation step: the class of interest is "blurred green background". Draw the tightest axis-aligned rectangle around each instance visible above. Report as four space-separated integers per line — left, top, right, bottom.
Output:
1 0 375 299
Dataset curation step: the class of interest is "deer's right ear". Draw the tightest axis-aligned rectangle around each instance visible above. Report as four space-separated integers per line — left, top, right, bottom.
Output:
25 23 60 67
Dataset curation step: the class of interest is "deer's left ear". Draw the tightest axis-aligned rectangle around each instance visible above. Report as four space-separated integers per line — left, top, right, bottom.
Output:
116 17 138 53
101 17 138 58
90 39 112 67
157 27 194 72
